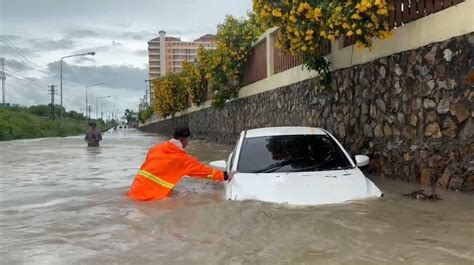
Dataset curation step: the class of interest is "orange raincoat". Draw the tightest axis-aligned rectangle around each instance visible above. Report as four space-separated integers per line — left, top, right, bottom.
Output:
128 140 225 201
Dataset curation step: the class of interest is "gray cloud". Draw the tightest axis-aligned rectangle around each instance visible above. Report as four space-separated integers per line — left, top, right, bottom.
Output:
163 29 213 41
119 31 155 41
24 76 43 83
112 41 122 47
2 35 76 54
63 27 155 41
4 59 34 72
64 29 100 39
0 35 23 41
30 38 76 51
0 41 36 57
73 56 95 64
0 45 17 57
133 49 148 56
74 41 124 54
47 61 147 91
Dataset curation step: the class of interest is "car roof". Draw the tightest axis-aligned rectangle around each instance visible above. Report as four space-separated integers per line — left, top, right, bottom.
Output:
244 127 328 138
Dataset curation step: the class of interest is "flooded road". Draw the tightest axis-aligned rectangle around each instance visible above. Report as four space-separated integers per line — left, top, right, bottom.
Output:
0 130 473 265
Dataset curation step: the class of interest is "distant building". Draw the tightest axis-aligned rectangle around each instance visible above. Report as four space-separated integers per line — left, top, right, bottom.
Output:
147 30 216 103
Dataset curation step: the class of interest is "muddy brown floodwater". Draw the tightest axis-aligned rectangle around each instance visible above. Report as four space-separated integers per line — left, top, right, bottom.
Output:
0 130 473 265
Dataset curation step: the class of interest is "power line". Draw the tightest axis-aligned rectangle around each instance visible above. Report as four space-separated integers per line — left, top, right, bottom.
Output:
4 70 45 89
0 38 46 70
5 73 45 92
5 67 48 87
8 79 43 93
6 73 41 87
8 78 77 111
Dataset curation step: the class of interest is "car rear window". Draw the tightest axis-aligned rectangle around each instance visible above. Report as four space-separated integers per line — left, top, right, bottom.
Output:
237 135 353 173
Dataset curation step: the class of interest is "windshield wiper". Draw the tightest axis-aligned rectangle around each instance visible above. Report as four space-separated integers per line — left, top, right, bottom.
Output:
293 157 335 172
294 164 353 172
293 164 352 172
253 158 310 173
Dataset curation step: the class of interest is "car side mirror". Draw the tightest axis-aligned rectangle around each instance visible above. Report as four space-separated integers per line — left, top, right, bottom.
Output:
355 155 370 168
210 160 227 170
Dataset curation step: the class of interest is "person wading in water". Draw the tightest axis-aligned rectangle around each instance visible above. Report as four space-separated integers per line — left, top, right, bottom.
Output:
84 122 103 147
128 126 228 201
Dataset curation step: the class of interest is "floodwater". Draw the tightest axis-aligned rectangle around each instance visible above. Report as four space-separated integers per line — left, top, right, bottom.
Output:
0 130 473 265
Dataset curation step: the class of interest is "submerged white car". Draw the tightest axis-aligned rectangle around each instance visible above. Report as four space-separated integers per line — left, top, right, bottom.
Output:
210 127 382 206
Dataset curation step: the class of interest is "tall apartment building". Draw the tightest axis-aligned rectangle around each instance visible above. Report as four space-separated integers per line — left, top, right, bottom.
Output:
147 30 216 103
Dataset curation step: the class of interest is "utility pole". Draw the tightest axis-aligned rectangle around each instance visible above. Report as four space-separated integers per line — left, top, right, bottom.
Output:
88 105 92 119
48 85 57 119
145 79 152 106
1 58 5 105
139 98 145 112
144 90 148 107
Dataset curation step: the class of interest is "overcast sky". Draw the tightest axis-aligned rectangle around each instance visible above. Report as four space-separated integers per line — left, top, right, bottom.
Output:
0 0 252 116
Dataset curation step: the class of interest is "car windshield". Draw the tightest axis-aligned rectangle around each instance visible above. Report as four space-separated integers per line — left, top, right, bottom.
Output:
237 135 353 173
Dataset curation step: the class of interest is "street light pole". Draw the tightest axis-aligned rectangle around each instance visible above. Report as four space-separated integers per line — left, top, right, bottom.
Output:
105 105 116 122
101 102 110 120
96 96 110 119
60 51 95 128
86 82 104 119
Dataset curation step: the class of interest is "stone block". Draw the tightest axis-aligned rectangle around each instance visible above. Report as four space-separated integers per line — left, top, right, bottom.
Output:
437 168 452 188
393 82 402 94
395 64 404 76
420 168 432 186
437 97 450 114
425 122 442 138
449 176 464 191
442 117 458 138
370 104 377 119
451 103 469 123
383 124 392 137
424 46 438 65
409 114 418 127
376 99 387 112
374 124 384 138
426 111 437 123
423 99 436 109
379 65 386 78
363 123 373 137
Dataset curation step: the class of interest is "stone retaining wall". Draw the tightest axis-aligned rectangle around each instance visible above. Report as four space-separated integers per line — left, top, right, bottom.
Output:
141 33 474 191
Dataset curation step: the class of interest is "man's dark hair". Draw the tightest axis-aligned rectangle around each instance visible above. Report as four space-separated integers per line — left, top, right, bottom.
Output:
173 126 191 139
89 122 96 128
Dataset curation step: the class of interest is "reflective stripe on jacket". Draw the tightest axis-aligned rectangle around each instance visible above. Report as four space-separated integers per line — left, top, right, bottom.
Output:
128 141 224 201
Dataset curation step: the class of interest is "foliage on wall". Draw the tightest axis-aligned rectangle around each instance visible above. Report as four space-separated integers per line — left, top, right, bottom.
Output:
253 0 392 85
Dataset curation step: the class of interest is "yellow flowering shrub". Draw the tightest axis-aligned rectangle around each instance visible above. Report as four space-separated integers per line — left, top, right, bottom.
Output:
182 60 207 106
253 0 392 85
152 73 187 117
212 13 263 107
152 13 263 117
195 46 224 101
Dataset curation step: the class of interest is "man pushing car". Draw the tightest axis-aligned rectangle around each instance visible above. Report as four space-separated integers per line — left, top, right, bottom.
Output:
128 126 228 201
